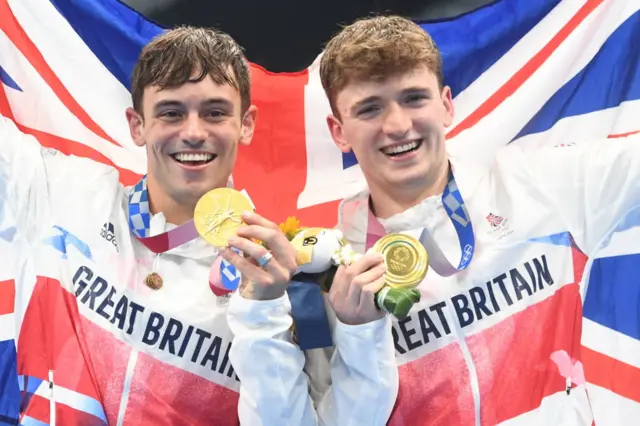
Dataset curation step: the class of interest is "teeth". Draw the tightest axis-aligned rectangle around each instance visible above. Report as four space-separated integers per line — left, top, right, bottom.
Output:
174 153 214 163
382 141 419 155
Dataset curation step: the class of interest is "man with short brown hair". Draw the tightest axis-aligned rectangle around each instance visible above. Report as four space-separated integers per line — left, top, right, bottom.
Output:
131 26 252 116
318 14 640 425
1 25 398 425
320 15 444 116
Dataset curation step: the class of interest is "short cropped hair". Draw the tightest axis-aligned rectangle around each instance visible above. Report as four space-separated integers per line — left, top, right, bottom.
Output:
320 16 443 116
131 26 251 115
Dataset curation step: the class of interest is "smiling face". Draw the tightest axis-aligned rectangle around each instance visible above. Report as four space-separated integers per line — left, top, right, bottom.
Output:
320 16 454 214
327 66 453 198
126 75 256 210
124 27 255 224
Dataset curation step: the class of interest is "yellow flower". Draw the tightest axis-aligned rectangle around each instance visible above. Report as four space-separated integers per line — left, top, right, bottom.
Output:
279 216 303 240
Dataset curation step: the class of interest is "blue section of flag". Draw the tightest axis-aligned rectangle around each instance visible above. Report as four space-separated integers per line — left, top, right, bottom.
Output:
0 340 20 425
423 0 561 97
0 66 22 92
583 253 640 341
515 9 640 140
47 0 163 90
342 151 358 170
286 281 333 350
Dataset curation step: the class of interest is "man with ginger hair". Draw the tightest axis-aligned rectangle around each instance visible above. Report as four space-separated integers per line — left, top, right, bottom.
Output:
315 15 640 424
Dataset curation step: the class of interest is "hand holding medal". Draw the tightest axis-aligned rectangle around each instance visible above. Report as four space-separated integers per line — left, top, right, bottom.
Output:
194 188 254 247
367 234 425 318
288 226 427 322
193 188 426 321
194 188 298 300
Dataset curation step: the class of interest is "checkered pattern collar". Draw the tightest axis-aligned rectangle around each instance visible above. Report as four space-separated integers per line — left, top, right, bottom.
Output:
128 175 152 238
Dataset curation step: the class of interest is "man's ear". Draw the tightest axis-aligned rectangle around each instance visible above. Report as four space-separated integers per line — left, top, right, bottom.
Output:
441 86 455 128
239 105 258 146
126 107 145 147
326 115 352 153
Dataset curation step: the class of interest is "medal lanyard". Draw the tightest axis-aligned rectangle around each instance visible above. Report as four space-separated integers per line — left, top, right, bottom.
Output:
128 176 199 253
366 168 475 276
128 176 333 350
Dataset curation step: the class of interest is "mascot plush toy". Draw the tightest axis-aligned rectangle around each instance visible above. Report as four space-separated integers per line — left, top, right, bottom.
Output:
283 221 423 320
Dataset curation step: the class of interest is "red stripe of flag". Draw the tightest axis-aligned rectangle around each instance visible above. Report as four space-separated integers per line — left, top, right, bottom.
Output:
236 65 339 225
0 279 15 315
582 345 640 403
446 0 604 139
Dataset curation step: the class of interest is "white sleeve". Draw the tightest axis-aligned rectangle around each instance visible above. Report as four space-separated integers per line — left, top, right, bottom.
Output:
0 115 119 237
521 133 640 256
314 306 398 426
0 115 50 233
226 292 398 426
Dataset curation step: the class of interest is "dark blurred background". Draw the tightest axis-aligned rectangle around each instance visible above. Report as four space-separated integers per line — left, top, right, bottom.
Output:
122 0 494 72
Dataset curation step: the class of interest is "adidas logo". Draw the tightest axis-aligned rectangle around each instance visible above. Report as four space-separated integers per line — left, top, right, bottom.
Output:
100 222 118 251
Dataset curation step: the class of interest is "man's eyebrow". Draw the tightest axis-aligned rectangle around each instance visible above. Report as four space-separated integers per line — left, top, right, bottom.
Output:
200 98 234 108
152 98 234 111
152 100 183 110
401 87 432 95
350 95 382 113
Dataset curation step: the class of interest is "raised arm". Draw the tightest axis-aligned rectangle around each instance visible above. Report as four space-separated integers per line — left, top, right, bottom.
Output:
517 133 640 256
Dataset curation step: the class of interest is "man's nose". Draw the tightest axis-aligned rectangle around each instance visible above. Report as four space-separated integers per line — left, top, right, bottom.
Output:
381 103 412 139
180 114 207 144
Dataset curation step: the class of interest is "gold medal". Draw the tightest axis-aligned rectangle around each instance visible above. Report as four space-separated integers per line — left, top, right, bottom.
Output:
194 188 254 246
372 233 428 289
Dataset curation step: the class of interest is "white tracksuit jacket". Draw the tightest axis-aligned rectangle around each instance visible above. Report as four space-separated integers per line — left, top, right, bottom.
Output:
336 134 640 425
